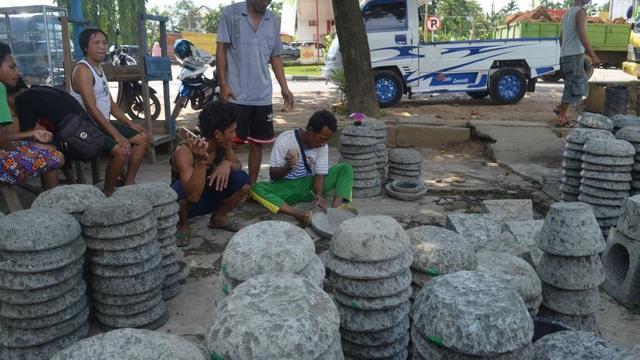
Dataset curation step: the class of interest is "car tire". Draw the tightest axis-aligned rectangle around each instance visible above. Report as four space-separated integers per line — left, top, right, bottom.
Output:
374 70 404 107
466 91 489 99
489 68 527 105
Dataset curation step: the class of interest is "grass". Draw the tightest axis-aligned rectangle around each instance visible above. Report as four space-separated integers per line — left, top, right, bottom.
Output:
283 64 323 77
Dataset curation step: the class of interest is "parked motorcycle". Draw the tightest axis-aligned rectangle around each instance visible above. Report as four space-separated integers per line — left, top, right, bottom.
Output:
108 43 161 121
171 39 218 121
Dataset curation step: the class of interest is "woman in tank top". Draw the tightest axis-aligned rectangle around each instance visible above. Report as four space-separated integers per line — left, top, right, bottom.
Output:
71 28 150 196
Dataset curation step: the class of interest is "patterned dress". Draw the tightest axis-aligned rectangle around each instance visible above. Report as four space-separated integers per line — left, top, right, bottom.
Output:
0 140 63 185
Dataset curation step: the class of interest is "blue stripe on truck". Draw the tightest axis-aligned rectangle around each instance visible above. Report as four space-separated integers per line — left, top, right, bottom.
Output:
535 67 556 76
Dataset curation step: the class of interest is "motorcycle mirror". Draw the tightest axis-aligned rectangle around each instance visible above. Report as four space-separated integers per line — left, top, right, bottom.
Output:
109 45 115 53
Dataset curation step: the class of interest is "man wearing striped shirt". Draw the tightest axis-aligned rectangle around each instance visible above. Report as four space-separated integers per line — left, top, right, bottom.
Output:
251 110 354 226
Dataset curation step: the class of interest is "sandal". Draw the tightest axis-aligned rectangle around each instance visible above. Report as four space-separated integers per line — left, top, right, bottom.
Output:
176 230 191 247
337 203 359 215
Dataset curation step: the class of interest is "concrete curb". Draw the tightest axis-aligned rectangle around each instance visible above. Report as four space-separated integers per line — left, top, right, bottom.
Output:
285 75 325 81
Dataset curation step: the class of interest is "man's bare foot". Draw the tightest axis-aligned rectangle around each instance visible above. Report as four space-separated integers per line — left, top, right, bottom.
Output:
555 115 570 127
208 215 243 232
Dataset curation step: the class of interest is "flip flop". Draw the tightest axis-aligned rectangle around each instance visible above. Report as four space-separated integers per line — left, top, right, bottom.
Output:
208 219 244 232
337 203 359 215
176 230 190 247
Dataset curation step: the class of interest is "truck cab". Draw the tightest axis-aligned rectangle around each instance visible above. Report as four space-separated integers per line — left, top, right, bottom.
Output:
323 0 561 107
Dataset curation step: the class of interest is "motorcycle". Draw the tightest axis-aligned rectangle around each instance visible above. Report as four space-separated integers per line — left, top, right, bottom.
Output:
171 41 218 121
108 43 161 121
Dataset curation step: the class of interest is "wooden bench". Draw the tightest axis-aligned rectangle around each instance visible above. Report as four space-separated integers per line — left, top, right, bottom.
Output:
1 183 23 213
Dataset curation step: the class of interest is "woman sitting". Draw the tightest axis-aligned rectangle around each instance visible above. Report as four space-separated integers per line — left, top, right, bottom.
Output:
171 101 250 246
70 28 150 196
0 42 63 190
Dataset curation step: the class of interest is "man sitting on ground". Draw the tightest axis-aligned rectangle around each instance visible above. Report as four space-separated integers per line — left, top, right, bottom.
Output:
171 102 250 246
251 110 354 226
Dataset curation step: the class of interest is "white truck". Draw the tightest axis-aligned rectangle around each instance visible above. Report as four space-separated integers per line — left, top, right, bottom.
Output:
322 0 561 107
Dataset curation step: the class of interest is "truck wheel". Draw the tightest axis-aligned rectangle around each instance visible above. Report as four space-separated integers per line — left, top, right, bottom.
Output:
489 68 526 105
374 70 403 107
583 55 594 79
466 91 489 99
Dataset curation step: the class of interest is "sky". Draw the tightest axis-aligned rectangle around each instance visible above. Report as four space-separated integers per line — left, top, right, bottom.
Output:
6 0 610 15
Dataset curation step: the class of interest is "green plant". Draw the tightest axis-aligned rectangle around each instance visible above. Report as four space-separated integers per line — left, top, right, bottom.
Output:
328 68 347 102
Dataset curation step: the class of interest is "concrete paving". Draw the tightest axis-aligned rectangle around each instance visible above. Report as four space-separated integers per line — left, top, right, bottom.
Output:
3 70 640 349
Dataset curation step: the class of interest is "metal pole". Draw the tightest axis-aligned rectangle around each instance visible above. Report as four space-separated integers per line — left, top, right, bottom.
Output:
70 0 84 60
315 0 320 63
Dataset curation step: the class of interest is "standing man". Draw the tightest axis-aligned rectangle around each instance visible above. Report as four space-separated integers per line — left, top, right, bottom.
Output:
554 0 600 127
216 0 294 185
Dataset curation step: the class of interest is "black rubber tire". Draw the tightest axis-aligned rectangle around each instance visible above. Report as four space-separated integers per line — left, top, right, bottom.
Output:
489 68 527 105
466 91 489 99
127 93 161 121
171 96 188 121
374 70 404 108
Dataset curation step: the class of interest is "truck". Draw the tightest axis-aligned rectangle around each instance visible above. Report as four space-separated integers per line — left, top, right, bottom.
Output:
494 21 632 75
322 0 561 107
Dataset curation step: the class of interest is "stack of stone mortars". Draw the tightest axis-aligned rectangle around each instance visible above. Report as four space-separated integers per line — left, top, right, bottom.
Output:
82 197 168 330
0 209 89 360
532 330 623 359
615 126 640 195
321 216 412 360
206 273 343 359
339 124 385 198
31 184 106 221
50 328 210 359
406 226 477 302
561 128 614 202
362 118 389 181
113 183 182 300
536 202 605 333
577 112 614 132
476 251 543 316
602 195 640 311
388 148 422 183
218 221 325 298
412 271 534 359
579 138 635 235
611 114 640 133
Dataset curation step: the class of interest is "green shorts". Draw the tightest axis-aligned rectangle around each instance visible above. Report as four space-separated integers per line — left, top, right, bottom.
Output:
102 121 140 153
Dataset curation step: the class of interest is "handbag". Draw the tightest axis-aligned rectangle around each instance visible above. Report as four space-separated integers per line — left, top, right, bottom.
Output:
56 113 107 162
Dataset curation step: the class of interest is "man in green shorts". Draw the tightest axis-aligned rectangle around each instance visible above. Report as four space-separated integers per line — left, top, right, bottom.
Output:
251 110 354 226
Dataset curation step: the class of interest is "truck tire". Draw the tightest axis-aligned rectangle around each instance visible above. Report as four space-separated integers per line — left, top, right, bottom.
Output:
466 91 489 99
374 70 403 107
489 68 527 105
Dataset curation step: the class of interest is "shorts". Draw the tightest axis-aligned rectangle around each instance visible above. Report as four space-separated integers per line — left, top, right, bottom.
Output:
231 104 275 144
561 54 588 104
170 170 249 218
101 121 140 153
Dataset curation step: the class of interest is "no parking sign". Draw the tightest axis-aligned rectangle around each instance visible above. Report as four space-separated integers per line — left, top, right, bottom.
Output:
426 16 441 32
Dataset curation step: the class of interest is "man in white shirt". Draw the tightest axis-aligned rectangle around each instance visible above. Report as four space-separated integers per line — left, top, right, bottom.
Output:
251 110 354 225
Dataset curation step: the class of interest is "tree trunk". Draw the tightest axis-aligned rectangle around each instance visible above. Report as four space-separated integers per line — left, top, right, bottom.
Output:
332 0 380 116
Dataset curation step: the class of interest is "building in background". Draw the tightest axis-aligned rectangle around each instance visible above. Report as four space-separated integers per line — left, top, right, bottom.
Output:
281 0 334 43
